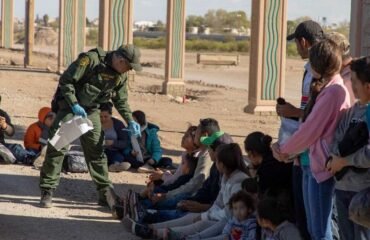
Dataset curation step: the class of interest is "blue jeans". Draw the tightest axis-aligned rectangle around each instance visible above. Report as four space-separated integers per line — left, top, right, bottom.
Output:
140 192 191 211
292 165 310 240
5 143 37 164
336 189 370 240
104 149 124 165
143 209 188 224
302 165 335 240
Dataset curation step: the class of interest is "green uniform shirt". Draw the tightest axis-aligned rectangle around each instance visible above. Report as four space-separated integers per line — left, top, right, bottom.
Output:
58 48 133 122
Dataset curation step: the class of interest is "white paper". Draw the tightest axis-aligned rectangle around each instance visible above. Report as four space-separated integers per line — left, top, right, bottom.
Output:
49 116 93 151
130 134 144 163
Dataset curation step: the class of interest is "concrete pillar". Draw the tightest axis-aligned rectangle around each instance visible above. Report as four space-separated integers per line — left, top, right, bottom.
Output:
245 0 287 114
98 0 133 51
24 0 35 66
1 0 14 48
350 0 370 57
163 0 186 97
58 0 85 71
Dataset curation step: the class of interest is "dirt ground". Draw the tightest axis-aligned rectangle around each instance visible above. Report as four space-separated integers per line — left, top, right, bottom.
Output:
0 48 305 240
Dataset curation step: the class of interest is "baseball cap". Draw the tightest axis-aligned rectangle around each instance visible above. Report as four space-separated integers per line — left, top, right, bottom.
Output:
326 32 350 56
116 44 142 72
287 20 324 42
201 132 233 150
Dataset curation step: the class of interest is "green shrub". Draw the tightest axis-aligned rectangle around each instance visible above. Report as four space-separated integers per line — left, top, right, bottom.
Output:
286 42 298 57
86 28 98 46
133 37 297 56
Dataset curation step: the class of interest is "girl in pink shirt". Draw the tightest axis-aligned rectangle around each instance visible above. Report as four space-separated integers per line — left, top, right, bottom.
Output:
273 39 351 240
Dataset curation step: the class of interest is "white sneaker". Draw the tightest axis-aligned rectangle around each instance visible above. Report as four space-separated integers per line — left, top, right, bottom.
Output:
109 162 131 172
137 163 155 173
118 162 131 171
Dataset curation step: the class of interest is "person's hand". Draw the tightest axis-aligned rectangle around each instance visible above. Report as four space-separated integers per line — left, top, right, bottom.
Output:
71 104 87 118
150 193 166 204
326 155 349 175
276 102 302 118
0 116 7 130
149 169 164 181
272 142 290 162
131 150 138 157
104 140 114 146
128 120 141 137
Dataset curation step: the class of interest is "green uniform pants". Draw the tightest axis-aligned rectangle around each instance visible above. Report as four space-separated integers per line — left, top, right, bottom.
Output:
39 109 112 192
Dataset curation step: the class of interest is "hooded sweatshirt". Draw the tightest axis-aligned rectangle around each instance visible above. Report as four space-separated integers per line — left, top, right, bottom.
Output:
24 107 52 151
331 102 370 192
280 74 350 183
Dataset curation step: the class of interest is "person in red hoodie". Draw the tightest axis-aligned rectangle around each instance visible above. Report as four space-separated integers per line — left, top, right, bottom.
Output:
24 107 55 154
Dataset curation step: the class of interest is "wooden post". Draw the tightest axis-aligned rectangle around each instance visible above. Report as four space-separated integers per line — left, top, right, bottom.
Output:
350 0 370 57
1 0 14 48
245 0 287 114
163 0 186 97
25 0 35 67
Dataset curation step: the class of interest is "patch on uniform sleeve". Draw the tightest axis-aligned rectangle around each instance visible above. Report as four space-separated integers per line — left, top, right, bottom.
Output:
79 56 90 67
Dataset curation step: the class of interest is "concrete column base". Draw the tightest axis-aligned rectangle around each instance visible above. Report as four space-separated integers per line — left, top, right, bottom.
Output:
162 81 186 97
244 103 277 115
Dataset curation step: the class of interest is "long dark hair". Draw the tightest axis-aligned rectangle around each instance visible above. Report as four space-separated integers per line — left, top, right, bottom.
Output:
303 77 327 121
216 143 249 175
304 39 342 121
244 132 272 157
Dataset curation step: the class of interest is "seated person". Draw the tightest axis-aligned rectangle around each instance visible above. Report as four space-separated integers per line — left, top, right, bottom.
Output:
244 131 292 196
148 126 198 187
142 153 198 198
24 107 55 154
124 110 173 173
257 197 303 240
100 102 131 172
0 97 36 164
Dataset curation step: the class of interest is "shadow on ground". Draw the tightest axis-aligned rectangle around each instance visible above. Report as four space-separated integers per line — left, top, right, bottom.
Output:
0 214 138 240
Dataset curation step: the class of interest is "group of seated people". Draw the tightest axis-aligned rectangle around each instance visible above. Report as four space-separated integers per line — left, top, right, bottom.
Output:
0 101 172 174
110 38 370 239
120 118 296 240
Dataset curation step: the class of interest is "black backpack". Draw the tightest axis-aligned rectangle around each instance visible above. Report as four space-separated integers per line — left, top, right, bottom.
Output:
327 121 369 180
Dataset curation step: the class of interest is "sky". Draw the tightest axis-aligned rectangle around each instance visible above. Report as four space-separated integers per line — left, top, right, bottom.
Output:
12 0 351 25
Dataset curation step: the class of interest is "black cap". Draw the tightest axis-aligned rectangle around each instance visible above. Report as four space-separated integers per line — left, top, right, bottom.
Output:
287 20 324 42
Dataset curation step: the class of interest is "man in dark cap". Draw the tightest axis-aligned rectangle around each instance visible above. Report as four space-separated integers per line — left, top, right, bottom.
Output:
276 20 324 240
39 44 142 219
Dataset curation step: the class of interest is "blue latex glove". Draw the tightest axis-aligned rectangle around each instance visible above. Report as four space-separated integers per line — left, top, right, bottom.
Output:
71 104 87 118
128 120 141 137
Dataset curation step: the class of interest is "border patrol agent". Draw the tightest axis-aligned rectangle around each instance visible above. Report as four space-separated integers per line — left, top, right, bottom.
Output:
39 44 142 219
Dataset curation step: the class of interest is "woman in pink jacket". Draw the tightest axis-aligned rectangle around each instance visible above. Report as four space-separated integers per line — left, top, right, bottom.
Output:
273 39 351 240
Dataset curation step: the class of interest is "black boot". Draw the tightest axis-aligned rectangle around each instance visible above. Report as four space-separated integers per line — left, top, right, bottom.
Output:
40 189 53 208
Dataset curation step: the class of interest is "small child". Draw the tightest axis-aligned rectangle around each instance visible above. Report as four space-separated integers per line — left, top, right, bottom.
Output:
142 153 198 198
222 190 257 240
257 197 302 240
125 110 173 172
24 107 55 154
